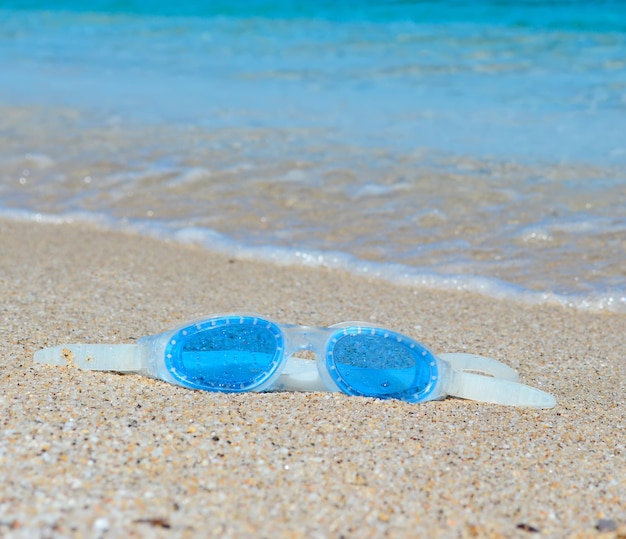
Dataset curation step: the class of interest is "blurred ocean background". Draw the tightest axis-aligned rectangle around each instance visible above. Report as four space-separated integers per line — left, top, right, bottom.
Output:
0 0 625 312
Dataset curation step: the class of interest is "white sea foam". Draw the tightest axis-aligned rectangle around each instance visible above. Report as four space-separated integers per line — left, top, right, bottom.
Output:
22 153 56 169
4 207 624 314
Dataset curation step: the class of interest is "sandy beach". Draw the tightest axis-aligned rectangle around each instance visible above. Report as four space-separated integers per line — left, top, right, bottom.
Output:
0 217 624 538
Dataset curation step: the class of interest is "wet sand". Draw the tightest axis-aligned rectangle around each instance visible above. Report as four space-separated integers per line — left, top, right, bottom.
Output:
0 218 624 538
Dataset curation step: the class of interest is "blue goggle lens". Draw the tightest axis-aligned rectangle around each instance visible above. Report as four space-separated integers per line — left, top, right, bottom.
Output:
165 317 283 391
328 328 438 402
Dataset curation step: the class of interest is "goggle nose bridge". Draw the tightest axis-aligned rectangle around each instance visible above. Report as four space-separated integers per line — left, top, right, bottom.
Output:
281 325 329 357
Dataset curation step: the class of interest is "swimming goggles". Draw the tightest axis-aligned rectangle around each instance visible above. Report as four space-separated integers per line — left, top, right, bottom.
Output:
34 313 556 408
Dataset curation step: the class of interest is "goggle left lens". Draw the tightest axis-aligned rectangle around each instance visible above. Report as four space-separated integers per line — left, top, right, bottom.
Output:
326 326 439 402
165 316 283 391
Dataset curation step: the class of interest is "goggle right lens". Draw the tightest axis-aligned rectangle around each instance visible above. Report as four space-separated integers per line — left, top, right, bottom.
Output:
326 326 439 402
165 316 284 391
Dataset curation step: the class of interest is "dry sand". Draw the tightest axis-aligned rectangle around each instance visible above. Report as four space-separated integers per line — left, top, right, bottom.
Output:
0 218 624 538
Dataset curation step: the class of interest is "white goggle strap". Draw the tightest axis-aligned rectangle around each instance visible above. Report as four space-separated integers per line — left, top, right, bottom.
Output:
34 344 142 372
440 353 556 408
33 346 556 408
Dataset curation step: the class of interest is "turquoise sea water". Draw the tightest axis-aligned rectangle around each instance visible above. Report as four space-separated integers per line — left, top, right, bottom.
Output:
1 1 625 311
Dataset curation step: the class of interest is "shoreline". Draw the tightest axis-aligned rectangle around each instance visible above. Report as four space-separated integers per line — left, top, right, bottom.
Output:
1 218 624 537
3 206 625 316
